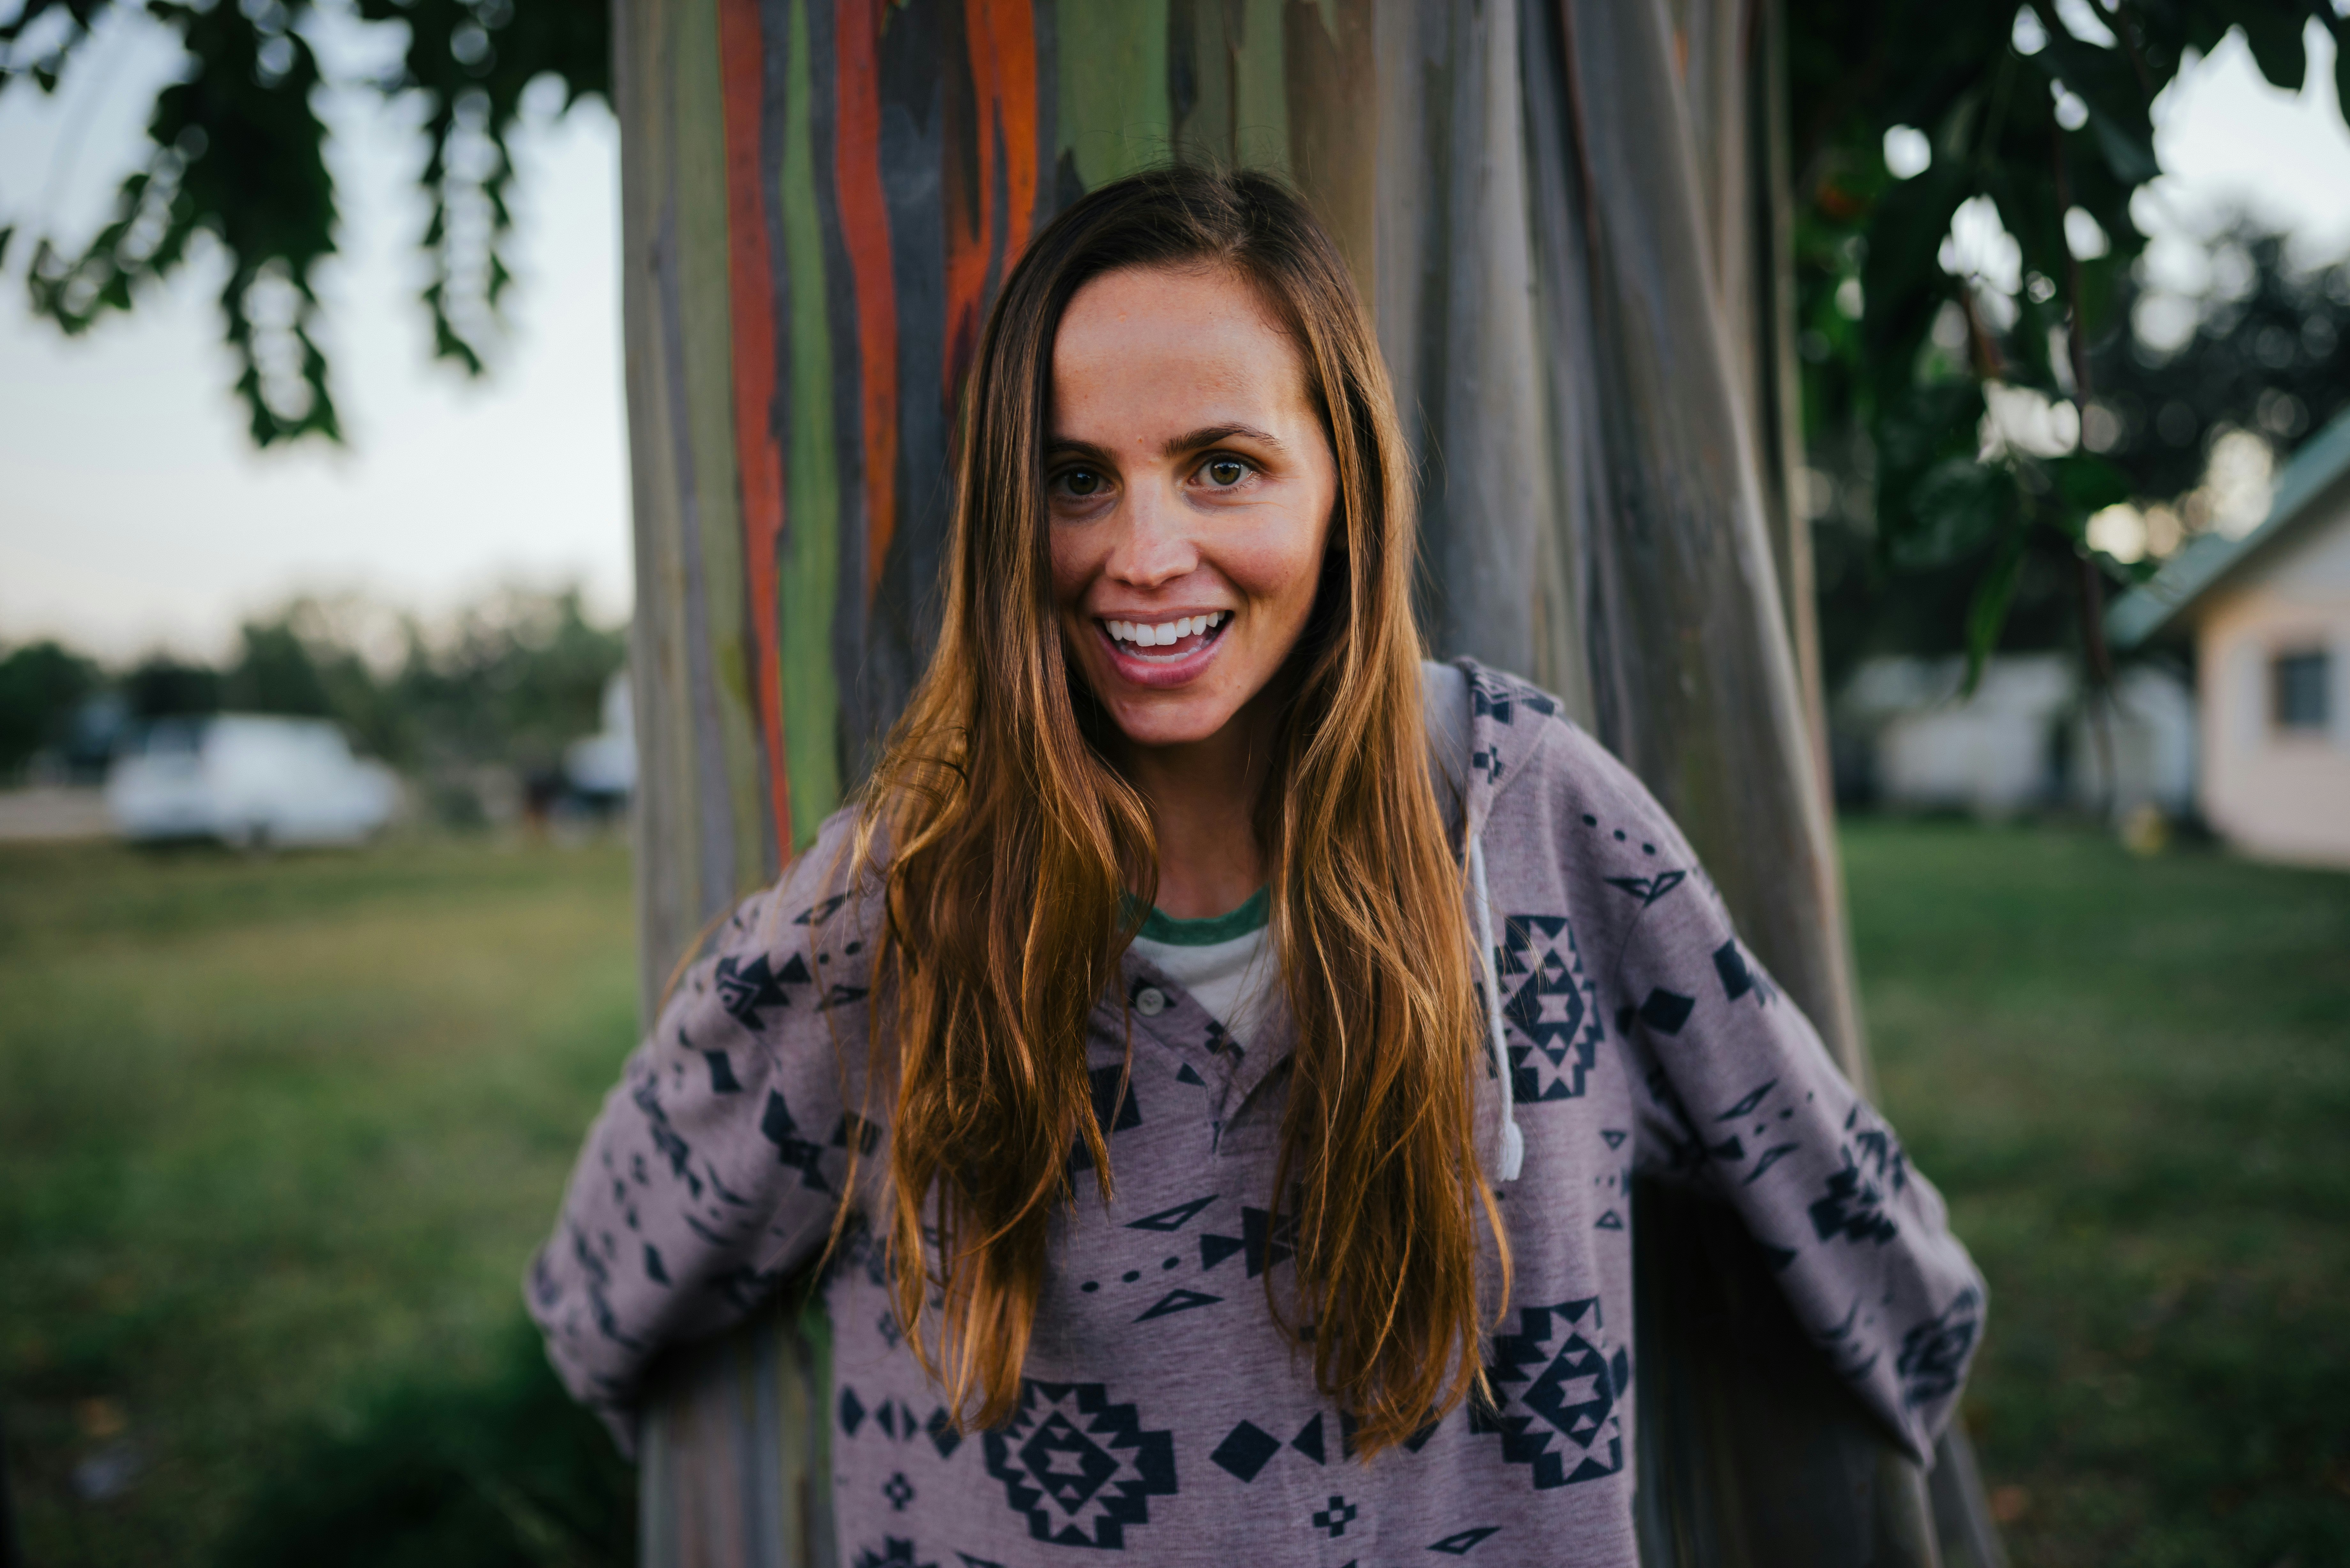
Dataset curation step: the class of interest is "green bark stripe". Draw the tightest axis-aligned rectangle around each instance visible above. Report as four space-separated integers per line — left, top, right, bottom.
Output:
780 0 842 849
675 0 769 898
1057 0 1173 189
1233 0 1292 172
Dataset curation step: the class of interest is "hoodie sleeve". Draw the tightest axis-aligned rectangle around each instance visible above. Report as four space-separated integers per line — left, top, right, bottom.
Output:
523 812 881 1448
1601 785 1985 1465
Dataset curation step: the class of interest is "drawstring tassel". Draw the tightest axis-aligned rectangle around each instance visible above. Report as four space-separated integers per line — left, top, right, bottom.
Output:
1468 833 1524 1181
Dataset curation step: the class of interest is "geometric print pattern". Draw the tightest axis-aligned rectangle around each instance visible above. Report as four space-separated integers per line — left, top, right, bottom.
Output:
981 1379 1178 1549
1471 1297 1630 1488
1807 1105 1912 1247
1896 1286 1983 1411
1493 914 1604 1102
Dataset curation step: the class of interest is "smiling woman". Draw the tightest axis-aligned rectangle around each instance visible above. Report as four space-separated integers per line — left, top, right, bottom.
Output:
1046 261 1340 915
527 167 1985 1568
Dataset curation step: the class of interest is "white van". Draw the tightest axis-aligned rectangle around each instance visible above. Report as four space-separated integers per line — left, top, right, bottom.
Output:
107 714 400 848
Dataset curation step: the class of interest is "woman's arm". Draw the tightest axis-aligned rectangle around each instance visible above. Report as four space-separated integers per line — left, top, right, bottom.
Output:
524 814 878 1446
1611 820 1985 1465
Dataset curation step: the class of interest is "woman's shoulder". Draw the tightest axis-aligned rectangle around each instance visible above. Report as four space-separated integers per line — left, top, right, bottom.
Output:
1448 658 1690 855
716 803 886 969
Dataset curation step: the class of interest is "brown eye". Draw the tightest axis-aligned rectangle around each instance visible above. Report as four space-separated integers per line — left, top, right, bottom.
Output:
1060 467 1104 497
1204 458 1247 487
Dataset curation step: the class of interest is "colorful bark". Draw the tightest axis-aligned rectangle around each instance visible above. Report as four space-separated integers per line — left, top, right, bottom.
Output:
717 0 793 856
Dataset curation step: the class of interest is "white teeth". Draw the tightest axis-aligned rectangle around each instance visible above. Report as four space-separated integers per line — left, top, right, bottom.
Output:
1106 612 1226 648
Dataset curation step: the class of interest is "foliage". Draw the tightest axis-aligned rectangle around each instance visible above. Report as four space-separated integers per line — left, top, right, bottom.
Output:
0 640 101 777
1812 227 2350 692
2084 221 2350 499
7 587 626 785
123 652 222 718
222 618 337 717
0 0 609 444
1785 0 2350 689
380 587 626 774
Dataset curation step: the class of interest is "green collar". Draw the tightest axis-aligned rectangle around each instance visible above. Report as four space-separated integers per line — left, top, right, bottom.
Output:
1127 886 1270 946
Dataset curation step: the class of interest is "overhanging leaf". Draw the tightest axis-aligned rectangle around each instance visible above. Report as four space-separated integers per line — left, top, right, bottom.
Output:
1892 457 2013 569
2052 452 2130 516
1961 523 2030 695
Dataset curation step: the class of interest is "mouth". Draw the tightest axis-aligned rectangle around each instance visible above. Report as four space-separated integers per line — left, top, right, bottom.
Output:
1095 610 1230 684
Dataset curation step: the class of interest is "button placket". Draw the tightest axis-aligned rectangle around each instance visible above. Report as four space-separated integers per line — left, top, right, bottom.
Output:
1111 955 1243 1131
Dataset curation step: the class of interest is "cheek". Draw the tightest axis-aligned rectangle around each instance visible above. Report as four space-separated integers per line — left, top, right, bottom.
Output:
1048 527 1095 608
1235 499 1334 619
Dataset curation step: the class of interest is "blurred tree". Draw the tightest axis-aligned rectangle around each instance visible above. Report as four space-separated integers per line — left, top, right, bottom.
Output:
1813 225 2350 694
9 589 623 783
122 654 221 718
389 587 624 775
2086 222 2350 499
222 618 335 717
0 640 101 777
1785 0 2349 690
0 0 609 443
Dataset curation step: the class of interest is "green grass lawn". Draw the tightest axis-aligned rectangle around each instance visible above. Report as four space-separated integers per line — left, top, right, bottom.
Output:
1846 821 2350 1566
0 823 2344 1565
0 837 642 1565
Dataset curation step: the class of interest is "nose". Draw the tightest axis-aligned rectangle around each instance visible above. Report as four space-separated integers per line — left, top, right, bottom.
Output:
1102 479 1199 590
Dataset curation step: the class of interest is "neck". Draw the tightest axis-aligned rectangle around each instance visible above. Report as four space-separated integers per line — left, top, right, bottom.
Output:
1111 692 1277 921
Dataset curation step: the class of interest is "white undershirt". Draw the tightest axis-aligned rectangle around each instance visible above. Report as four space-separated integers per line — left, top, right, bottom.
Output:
1127 892 1279 1053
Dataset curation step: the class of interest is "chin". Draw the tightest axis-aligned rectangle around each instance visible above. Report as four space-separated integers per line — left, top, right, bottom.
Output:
1099 692 1242 750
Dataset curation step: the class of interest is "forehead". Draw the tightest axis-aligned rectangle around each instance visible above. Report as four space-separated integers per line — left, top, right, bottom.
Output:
1049 263 1309 433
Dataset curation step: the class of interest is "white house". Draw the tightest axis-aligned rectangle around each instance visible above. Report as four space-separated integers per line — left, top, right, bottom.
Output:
2111 410 2350 868
1836 652 2195 819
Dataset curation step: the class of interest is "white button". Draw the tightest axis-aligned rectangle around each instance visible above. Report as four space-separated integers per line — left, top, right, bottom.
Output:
1134 987 1168 1017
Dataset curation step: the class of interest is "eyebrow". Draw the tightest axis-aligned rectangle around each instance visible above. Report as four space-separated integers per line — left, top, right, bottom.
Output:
1163 423 1283 457
1043 424 1285 464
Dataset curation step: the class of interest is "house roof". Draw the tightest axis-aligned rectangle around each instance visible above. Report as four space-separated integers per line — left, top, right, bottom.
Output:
2109 407 2350 649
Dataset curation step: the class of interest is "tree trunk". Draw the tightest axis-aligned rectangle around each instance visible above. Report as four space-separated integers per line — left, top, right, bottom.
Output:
610 1 2001 1562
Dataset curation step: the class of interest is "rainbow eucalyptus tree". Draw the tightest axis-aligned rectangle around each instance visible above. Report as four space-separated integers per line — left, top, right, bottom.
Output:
610 2 1995 1563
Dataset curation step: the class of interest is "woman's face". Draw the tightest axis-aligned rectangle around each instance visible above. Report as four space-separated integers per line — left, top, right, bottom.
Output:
1046 262 1338 753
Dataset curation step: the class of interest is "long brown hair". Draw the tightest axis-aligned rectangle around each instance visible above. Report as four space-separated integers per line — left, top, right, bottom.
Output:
852 165 1503 1455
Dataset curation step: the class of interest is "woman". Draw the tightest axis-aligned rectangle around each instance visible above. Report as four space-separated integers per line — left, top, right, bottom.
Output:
529 166 1982 1566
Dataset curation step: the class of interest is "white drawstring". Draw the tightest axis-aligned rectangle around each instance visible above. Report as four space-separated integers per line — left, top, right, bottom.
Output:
1468 833 1524 1181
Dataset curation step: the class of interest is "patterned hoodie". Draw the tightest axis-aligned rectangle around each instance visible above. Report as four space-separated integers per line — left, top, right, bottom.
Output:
527 660 1984 1567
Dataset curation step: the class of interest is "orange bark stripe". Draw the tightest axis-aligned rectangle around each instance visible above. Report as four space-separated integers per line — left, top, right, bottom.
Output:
942 0 997 403
835 0 900 601
718 0 793 851
978 0 1038 260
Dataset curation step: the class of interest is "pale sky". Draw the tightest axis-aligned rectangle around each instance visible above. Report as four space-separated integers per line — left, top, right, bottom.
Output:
0 6 629 660
1 13 2346 661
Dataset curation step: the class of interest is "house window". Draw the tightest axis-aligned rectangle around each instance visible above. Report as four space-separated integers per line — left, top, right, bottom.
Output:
2272 649 2330 732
